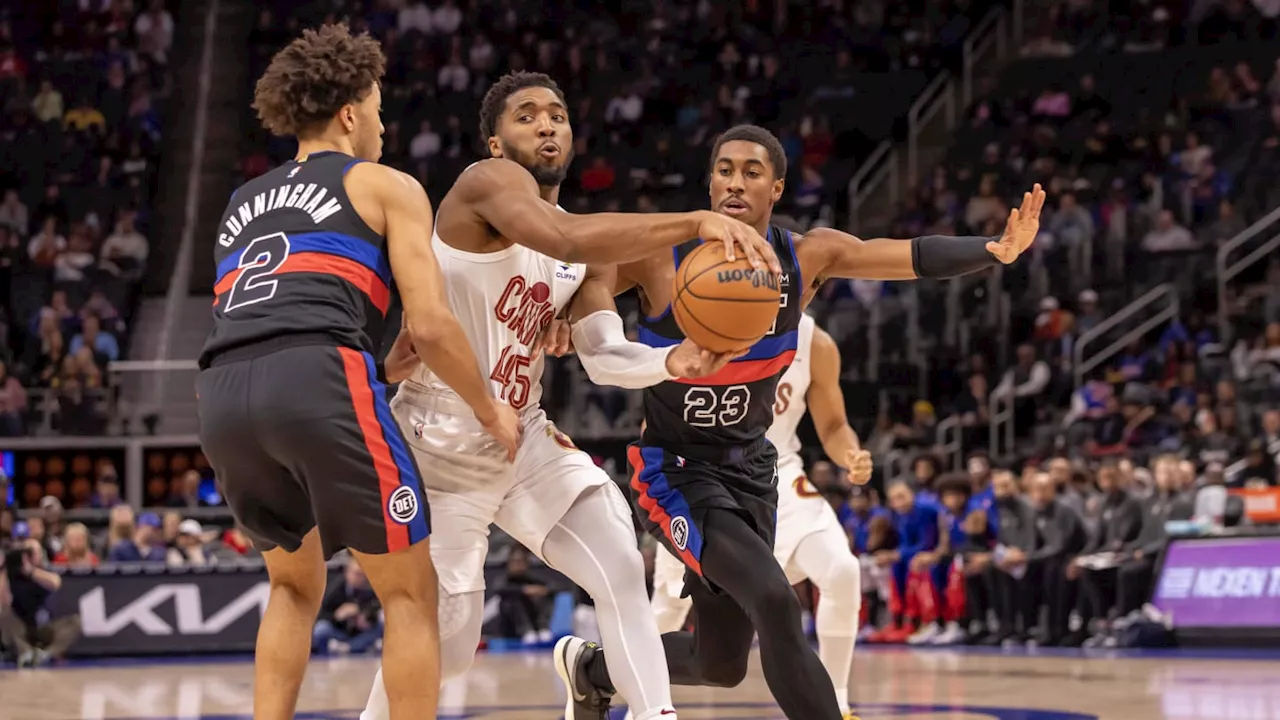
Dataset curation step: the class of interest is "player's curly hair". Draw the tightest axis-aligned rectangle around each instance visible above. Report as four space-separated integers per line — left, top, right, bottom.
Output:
479 71 566 142
252 23 386 138
711 124 788 180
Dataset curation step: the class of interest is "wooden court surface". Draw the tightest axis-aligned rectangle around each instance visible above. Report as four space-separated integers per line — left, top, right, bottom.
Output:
2 646 1277 720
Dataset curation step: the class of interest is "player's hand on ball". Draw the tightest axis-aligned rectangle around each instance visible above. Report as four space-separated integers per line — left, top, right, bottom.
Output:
665 339 746 379
383 325 420 384
844 449 873 485
696 211 781 274
480 401 523 462
534 319 574 357
987 183 1046 264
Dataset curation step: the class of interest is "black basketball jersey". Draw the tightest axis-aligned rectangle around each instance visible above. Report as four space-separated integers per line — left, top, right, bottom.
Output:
638 225 803 448
199 151 391 368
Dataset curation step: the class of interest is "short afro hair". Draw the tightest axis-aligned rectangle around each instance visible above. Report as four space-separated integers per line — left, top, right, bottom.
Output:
711 124 788 180
252 23 385 138
479 71 566 141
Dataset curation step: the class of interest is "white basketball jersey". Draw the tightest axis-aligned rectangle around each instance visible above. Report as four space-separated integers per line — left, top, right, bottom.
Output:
767 314 815 464
404 207 585 415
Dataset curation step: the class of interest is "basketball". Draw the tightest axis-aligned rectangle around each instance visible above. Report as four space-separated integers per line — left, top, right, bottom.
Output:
672 242 781 353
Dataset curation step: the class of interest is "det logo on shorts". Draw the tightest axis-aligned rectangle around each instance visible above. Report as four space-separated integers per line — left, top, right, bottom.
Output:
387 486 420 524
670 515 691 552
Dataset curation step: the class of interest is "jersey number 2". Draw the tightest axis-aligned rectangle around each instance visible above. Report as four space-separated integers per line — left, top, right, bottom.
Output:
683 385 750 428
225 232 291 312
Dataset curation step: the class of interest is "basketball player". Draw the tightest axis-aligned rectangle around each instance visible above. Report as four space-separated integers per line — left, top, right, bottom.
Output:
197 25 520 720
554 124 1044 720
645 313 872 716
358 72 776 720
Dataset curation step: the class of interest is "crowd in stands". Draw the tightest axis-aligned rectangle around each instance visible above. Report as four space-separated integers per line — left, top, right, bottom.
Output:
813 447 1256 648
0 0 173 437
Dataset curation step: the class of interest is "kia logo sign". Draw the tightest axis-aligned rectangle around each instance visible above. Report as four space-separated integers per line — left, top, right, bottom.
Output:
80 582 270 636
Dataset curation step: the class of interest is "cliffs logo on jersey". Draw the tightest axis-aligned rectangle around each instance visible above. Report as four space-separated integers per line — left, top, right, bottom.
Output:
494 275 556 345
555 263 578 282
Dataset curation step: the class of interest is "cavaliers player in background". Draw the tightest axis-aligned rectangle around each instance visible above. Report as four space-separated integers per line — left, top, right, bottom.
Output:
645 313 872 718
357 71 776 720
547 125 1044 720
196 25 519 720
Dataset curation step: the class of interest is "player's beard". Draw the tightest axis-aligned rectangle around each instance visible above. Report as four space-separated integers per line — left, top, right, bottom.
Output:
500 139 572 189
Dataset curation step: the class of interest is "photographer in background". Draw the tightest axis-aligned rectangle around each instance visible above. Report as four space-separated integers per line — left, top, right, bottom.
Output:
0 538 81 666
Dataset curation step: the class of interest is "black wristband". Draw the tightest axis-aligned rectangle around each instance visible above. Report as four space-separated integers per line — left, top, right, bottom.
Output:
375 361 389 384
911 234 999 279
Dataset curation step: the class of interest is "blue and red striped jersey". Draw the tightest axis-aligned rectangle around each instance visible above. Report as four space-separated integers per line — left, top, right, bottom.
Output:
200 151 392 367
637 225 803 448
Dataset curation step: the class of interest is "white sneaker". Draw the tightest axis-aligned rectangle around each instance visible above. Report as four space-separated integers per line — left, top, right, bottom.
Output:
929 622 966 645
907 624 940 645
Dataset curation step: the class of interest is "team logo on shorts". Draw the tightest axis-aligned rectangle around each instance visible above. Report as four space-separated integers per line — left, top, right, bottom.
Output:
670 515 690 552
387 486 420 524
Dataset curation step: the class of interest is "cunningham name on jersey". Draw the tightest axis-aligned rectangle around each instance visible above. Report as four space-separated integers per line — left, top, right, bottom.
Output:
218 179 344 248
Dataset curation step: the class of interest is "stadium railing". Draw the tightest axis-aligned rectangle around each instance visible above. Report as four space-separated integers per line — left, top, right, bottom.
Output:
1071 284 1181 390
1216 204 1280 335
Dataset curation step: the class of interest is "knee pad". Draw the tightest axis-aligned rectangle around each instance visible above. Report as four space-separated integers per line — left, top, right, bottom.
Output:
815 557 862 637
701 651 751 688
438 591 482 680
754 572 803 619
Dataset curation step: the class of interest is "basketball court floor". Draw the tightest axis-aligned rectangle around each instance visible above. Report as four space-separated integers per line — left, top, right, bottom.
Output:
3 646 1278 720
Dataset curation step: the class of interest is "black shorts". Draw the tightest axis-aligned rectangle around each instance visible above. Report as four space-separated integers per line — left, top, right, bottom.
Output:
196 342 430 558
626 438 778 580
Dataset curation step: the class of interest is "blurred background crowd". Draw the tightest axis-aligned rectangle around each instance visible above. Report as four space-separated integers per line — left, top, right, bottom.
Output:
1 0 1278 665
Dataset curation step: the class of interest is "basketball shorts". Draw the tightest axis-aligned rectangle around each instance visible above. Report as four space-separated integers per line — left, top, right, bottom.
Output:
773 452 847 584
627 437 778 583
390 384 617 595
197 344 430 559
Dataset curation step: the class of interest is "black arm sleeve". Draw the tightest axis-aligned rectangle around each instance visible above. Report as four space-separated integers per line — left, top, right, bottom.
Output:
911 235 1000 278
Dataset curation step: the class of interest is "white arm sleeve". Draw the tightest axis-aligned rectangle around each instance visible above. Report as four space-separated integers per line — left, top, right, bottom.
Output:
572 310 674 389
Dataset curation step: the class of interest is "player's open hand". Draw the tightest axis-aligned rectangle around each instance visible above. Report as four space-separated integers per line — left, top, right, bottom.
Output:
666 339 746 379
383 325 421 384
987 183 1046 264
697 211 781 274
844 448 873 485
533 318 574 357
480 401 522 462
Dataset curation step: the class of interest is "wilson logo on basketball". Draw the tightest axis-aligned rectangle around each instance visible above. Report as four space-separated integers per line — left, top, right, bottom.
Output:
387 486 420 524
715 268 779 290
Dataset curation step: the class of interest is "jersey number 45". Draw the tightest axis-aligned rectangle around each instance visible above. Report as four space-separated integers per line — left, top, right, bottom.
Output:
490 344 532 410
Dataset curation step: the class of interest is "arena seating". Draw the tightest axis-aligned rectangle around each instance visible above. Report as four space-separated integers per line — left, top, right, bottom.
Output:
0 0 175 438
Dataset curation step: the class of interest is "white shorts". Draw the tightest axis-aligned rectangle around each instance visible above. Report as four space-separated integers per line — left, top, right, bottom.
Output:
391 386 611 594
774 453 845 584
652 541 688 599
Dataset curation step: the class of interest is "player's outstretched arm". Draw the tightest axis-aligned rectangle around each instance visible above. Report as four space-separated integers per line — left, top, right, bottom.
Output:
797 184 1045 283
563 265 741 388
376 166 521 460
455 159 780 272
806 325 872 484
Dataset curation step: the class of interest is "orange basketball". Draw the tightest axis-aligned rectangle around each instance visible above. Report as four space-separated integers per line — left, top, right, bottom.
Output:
672 242 781 353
